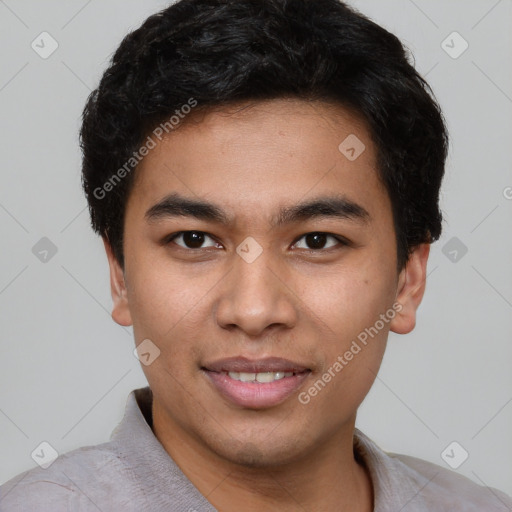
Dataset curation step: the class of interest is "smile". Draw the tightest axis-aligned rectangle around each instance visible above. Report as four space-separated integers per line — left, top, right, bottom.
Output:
226 371 295 383
202 357 311 408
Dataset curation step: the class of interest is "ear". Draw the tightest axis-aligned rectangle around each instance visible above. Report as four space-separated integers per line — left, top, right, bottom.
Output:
103 237 133 327
390 244 430 335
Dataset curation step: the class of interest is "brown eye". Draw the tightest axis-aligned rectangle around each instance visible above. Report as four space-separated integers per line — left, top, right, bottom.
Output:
293 232 344 250
169 231 219 249
182 231 205 248
305 233 328 249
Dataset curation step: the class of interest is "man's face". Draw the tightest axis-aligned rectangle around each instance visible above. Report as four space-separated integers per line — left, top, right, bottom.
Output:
107 99 424 467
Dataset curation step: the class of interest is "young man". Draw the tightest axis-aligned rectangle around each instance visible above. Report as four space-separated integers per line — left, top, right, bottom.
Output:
1 0 511 510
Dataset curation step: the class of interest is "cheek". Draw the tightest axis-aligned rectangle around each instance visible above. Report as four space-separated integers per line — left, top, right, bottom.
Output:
298 263 396 340
125 252 217 342
298 282 391 425
299 264 395 395
127 266 209 394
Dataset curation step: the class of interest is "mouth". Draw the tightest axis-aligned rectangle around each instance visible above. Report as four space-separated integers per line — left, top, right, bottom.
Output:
201 357 311 409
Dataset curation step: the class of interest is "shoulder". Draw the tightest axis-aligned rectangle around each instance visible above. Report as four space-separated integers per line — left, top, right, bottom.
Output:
354 429 512 511
0 441 137 512
389 452 512 511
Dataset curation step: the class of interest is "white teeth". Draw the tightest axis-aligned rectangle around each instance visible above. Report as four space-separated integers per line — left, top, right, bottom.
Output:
227 371 293 383
257 372 284 383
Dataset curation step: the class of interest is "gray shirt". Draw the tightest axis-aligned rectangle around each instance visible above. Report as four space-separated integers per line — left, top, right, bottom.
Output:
1 387 511 511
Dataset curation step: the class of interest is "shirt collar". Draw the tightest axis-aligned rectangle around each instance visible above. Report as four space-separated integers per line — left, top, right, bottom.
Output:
112 387 426 511
110 387 216 511
353 427 428 511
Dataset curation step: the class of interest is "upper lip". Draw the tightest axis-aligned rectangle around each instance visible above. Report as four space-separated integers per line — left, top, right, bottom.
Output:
202 357 310 374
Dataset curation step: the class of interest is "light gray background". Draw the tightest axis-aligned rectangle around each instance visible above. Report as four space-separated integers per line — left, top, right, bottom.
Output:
1 0 511 497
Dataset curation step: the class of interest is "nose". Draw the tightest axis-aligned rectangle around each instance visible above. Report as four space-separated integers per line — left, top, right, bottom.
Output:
215 249 298 337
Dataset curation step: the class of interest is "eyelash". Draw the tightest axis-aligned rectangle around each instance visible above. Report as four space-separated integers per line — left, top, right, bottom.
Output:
164 231 350 252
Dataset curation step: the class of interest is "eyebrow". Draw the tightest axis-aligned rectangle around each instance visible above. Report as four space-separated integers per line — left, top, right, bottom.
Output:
144 192 370 227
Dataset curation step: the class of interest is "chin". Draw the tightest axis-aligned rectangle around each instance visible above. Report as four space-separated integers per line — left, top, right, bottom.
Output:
211 434 305 469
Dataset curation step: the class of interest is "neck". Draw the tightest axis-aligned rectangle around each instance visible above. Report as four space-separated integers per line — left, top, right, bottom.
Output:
152 403 373 512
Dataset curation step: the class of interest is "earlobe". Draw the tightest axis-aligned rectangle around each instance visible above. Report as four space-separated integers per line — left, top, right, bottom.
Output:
102 237 133 327
390 244 430 335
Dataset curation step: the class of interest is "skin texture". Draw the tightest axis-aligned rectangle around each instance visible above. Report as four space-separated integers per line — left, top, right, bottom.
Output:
104 99 430 512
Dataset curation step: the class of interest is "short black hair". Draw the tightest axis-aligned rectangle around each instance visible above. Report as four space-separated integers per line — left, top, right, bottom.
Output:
81 0 448 270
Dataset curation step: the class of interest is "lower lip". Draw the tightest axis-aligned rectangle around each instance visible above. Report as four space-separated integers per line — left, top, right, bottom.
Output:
203 370 310 409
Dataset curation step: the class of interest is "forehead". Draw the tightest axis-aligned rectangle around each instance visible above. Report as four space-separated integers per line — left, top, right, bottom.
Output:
127 99 390 225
